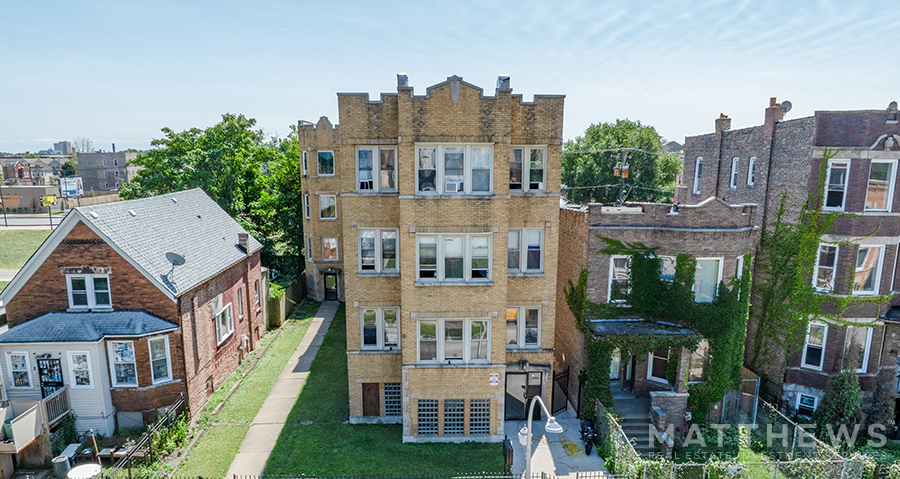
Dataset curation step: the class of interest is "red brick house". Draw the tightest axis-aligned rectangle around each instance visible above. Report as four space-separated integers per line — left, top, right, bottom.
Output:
0 188 266 434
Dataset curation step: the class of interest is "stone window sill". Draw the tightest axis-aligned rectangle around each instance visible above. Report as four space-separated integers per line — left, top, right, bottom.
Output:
414 281 494 287
348 349 401 355
357 272 400 278
507 271 545 277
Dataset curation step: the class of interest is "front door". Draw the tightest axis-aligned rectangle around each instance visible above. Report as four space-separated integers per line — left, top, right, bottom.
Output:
324 274 338 301
362 383 380 416
37 359 64 398
505 372 543 420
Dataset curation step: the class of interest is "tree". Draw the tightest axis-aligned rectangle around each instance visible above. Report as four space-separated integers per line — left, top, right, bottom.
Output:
813 370 861 437
563 119 682 205
73 137 94 153
60 158 78 177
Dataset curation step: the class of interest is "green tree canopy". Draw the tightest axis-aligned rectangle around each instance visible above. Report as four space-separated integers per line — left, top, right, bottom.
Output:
563 119 682 205
60 158 78 177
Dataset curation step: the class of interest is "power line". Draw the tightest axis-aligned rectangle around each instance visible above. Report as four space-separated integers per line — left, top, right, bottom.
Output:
563 148 663 155
561 184 675 194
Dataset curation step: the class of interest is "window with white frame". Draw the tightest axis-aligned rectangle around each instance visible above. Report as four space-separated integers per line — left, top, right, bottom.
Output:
68 351 92 388
317 151 334 176
67 274 111 310
356 146 397 192
506 307 540 348
660 256 676 282
359 229 398 273
648 346 669 382
853 245 883 295
510 147 547 192
306 236 313 259
149 336 172 384
842 325 872 373
692 157 703 194
319 195 336 219
813 244 837 292
304 194 310 219
416 144 493 194
417 319 490 363
507 229 543 272
322 237 338 261
108 341 137 387
865 160 896 212
730 157 739 188
693 258 722 303
417 234 492 282
608 256 630 302
302 151 308 175
8 352 31 388
802 322 827 370
215 303 234 345
796 394 818 418
255 280 260 305
361 307 399 350
237 288 244 317
824 160 849 210
736 255 745 279
747 157 756 186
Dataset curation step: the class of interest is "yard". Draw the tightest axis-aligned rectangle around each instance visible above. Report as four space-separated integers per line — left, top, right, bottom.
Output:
0 230 51 269
0 281 8 292
264 303 504 476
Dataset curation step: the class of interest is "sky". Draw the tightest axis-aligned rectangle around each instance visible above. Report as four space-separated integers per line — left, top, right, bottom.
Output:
3 0 899 153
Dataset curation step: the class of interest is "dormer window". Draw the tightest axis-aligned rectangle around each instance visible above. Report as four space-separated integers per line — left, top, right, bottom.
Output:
67 274 111 310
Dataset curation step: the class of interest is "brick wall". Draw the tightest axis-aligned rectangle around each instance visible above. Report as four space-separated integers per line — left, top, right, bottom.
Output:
554 205 589 406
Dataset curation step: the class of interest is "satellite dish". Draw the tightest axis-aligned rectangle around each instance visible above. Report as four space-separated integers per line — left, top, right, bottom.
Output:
781 100 792 113
166 252 185 266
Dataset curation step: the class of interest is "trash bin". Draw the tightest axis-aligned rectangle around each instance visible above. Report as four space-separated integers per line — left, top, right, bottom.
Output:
52 455 71 479
2 419 11 440
503 435 514 472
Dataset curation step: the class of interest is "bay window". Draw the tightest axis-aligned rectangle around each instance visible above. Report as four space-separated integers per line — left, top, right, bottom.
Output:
416 234 492 282
415 144 493 194
417 319 490 363
693 258 722 303
359 229 398 273
108 341 137 387
356 146 397 192
361 307 399 350
813 244 837 292
506 307 540 348
317 151 335 176
507 229 543 273
824 160 849 210
67 274 111 310
149 336 172 384
853 245 883 295
802 322 827 370
865 160 895 212
509 147 547 192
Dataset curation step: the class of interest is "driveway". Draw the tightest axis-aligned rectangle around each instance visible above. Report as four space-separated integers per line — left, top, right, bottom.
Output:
507 406 609 478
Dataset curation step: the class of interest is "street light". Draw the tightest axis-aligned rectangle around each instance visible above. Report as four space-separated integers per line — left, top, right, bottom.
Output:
517 396 563 479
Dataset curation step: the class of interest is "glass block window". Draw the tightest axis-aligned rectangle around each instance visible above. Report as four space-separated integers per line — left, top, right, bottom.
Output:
469 399 491 435
418 400 438 435
444 400 465 435
384 383 402 417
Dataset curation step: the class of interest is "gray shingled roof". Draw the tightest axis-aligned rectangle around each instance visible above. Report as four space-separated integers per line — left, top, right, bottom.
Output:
590 319 698 338
75 188 263 297
0 311 178 343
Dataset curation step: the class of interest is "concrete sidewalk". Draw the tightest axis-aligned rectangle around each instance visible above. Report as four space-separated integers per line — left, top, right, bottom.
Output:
224 301 338 477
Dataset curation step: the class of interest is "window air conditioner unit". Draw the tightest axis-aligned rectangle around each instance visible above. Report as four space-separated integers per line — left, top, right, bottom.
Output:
444 182 461 193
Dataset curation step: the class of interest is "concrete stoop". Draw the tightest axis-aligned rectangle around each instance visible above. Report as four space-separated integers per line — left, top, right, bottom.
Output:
618 416 658 458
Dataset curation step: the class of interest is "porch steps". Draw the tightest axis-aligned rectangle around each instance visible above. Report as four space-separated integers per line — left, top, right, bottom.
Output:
618 416 658 458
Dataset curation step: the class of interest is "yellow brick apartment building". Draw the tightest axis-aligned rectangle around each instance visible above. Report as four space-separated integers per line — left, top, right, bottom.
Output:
300 74 564 442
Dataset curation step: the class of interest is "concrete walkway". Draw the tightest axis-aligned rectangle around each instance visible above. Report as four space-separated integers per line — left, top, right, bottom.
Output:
0 269 19 282
507 405 609 478
224 301 338 477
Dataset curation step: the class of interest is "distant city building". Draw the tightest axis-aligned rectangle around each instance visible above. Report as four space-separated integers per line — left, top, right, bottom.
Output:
53 141 72 155
76 151 138 192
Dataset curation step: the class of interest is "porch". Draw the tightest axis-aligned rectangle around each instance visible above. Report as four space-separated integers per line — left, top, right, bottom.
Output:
0 386 70 454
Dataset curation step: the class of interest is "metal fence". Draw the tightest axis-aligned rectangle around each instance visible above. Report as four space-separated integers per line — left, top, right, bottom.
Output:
595 400 643 478
740 395 844 462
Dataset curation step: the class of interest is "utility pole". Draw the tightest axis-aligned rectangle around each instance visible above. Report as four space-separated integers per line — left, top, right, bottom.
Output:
613 149 630 206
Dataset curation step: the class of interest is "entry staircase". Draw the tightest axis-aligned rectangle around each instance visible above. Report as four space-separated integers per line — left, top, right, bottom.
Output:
612 394 656 458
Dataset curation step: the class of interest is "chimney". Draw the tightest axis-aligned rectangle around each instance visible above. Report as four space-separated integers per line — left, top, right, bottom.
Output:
715 113 731 135
238 232 249 253
496 74 511 92
397 73 409 89
112 143 116 153
764 97 786 136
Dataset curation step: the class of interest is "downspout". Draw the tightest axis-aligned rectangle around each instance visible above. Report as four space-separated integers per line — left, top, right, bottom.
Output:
759 98 787 237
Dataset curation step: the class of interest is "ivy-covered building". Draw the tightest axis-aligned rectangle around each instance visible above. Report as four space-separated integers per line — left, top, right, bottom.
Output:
681 98 900 429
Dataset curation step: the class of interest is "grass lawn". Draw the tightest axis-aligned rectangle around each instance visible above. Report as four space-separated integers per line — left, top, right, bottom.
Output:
0 230 51 269
176 300 320 478
265 303 504 476
0 281 8 293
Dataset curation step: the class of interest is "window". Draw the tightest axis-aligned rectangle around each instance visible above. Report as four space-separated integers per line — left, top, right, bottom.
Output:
796 394 818 418
149 336 172 384
608 256 630 302
660 257 676 282
813 244 837 292
469 399 491 434
688 340 710 382
730 157 739 188
507 229 543 273
356 147 397 192
416 234 492 282
302 151 308 175
802 322 827 370
693 258 722 303
108 341 137 387
648 346 669 383
8 352 31 388
415 144 493 194
115 182 120 189
747 157 756 186
66 274 111 310
317 151 335 176
509 147 547 192
104 171 108 178
254 280 260 305
215 303 234 345
114 159 118 166
418 319 490 363
319 195 336 219
843 326 873 373
322 237 338 261
506 307 540 348
105 182 108 190
358 229 398 273
692 157 703 194
306 237 313 259
304 194 310 219
361 308 399 350
823 160 849 210
237 288 244 317
736 255 745 279
384 383 402 416
68 351 92 388
114 171 119 179
853 245 884 295
417 400 438 435
865 160 896 211
444 400 464 435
